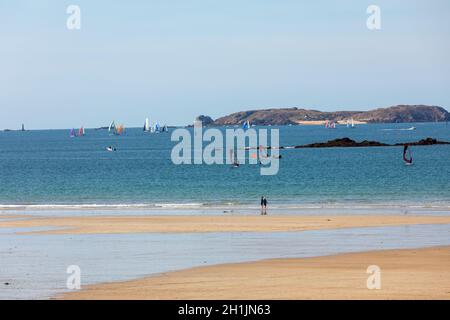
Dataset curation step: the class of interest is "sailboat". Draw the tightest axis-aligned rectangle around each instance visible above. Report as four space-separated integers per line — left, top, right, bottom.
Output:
70 128 76 138
143 118 150 132
21 124 25 131
326 120 336 129
109 121 124 135
78 127 85 136
403 145 413 165
351 118 355 128
154 122 160 133
242 120 250 130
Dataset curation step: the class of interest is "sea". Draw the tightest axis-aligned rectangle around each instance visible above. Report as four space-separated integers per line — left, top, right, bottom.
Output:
1 122 450 299
0 122 449 210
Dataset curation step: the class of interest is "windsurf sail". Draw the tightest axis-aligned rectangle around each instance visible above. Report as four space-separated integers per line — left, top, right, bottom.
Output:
229 149 239 167
108 121 116 132
21 124 25 131
351 118 355 128
403 144 413 164
70 128 76 138
242 120 250 130
144 118 150 132
115 125 124 135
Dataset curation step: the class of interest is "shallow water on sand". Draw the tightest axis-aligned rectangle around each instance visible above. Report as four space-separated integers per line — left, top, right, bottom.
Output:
1 224 449 299
2 203 450 218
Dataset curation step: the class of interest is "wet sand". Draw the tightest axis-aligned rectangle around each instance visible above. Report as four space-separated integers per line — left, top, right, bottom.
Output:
1 214 450 234
61 246 450 300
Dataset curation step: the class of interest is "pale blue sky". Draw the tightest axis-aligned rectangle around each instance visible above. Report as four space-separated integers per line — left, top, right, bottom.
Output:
1 0 449 129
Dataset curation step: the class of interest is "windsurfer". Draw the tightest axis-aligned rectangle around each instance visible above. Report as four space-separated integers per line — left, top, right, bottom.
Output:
403 144 413 165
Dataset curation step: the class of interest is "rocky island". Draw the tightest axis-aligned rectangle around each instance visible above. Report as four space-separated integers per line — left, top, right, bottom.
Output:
197 105 449 126
286 137 450 149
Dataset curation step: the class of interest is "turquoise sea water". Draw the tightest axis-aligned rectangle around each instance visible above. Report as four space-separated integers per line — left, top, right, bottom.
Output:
0 123 449 208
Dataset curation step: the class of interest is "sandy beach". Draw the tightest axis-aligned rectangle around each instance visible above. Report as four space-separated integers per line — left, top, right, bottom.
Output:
60 246 450 300
296 120 367 125
2 214 450 234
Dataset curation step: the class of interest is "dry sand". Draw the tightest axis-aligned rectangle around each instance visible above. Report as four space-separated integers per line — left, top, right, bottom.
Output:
61 246 450 300
296 120 367 125
1 214 450 234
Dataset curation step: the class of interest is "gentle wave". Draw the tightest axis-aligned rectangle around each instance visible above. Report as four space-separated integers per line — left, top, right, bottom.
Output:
1 202 450 211
0 203 205 210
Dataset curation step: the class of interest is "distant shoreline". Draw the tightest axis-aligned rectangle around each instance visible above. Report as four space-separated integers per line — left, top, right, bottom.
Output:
2 120 449 131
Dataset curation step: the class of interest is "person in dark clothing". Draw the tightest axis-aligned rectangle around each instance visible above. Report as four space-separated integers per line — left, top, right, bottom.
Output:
260 196 264 215
263 197 267 215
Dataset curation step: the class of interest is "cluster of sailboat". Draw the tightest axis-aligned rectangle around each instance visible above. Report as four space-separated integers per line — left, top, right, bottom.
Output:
242 120 251 129
69 127 85 138
325 118 356 129
108 121 125 135
69 118 169 137
143 118 168 133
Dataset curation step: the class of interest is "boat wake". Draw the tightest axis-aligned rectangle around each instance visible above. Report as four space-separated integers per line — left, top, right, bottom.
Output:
381 127 416 131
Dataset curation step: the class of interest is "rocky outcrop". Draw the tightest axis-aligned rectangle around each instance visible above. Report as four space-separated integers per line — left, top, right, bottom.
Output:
296 138 388 148
277 137 450 149
394 138 450 146
195 115 215 126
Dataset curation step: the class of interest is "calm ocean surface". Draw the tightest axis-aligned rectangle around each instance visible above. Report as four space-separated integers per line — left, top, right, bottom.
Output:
0 123 449 208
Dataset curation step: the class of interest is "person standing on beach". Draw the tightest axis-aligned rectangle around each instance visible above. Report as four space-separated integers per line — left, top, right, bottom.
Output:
263 197 267 215
260 196 264 215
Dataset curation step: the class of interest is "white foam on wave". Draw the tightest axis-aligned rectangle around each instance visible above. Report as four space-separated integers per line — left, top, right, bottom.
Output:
0 203 207 210
1 202 450 212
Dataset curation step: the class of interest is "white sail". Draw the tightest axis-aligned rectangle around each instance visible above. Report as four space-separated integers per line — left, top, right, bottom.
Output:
144 118 150 131
108 121 115 132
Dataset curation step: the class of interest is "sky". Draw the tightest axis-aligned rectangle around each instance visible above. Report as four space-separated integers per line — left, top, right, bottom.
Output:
0 0 449 129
